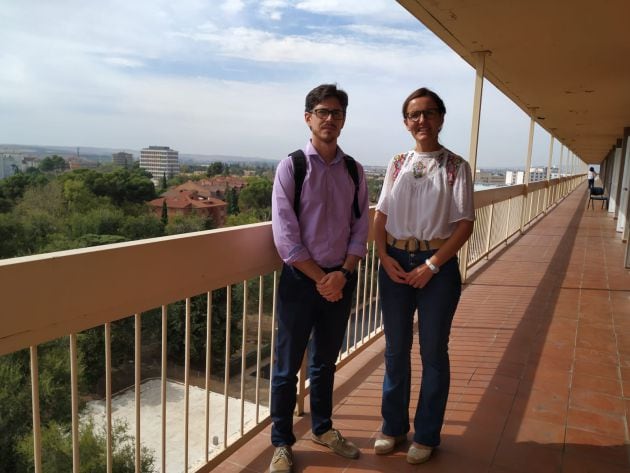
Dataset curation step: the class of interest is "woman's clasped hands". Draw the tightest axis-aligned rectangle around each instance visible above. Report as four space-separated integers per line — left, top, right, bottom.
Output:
381 254 434 289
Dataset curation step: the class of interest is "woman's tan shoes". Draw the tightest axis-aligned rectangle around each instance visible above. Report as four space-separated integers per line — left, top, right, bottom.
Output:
373 433 407 455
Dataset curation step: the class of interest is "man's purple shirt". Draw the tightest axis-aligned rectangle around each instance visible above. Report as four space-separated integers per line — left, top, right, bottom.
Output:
271 141 369 268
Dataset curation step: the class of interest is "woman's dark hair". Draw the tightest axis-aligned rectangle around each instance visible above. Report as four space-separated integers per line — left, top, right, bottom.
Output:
589 166 595 172
402 87 446 117
305 84 348 112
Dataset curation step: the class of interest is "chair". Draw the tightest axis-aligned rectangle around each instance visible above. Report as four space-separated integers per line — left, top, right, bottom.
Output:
587 186 609 210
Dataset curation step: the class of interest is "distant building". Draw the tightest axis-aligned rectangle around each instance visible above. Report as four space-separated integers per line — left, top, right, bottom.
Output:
505 166 557 185
163 177 247 201
67 157 98 170
475 170 506 186
148 190 227 227
0 154 20 179
22 156 38 170
112 151 134 168
140 146 179 185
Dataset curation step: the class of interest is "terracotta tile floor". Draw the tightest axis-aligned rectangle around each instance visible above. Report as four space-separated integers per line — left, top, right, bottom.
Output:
214 185 630 472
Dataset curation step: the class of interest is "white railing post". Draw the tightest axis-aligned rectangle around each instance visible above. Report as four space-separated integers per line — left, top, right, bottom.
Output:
30 346 42 473
160 306 167 472
70 333 80 473
134 314 141 473
105 323 113 473
184 298 191 472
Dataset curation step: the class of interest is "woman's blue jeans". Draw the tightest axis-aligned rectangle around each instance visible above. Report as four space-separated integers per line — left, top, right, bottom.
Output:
378 245 461 447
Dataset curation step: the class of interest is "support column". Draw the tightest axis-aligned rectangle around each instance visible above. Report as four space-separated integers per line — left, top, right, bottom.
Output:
460 50 490 282
545 135 554 211
520 108 536 232
618 127 630 236
558 143 565 197
610 140 623 214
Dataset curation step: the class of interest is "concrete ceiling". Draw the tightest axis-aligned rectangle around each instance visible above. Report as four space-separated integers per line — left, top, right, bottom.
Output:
397 0 630 164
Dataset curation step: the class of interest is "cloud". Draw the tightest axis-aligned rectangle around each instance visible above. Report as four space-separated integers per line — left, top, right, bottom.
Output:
103 57 145 68
221 0 245 15
295 0 411 21
259 0 289 20
0 0 541 168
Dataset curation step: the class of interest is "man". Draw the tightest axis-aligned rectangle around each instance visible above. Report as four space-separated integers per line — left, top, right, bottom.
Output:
269 84 369 472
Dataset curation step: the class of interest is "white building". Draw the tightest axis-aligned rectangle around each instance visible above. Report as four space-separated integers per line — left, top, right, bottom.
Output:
0 154 21 179
505 166 559 185
139 146 179 185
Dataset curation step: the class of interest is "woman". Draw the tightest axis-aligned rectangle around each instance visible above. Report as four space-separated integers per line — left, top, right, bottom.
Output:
373 87 474 464
587 166 597 189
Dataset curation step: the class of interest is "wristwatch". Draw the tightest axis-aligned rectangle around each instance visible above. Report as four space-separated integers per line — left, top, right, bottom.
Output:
339 267 352 280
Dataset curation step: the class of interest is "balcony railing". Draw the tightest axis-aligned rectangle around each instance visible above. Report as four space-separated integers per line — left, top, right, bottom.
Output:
0 175 583 473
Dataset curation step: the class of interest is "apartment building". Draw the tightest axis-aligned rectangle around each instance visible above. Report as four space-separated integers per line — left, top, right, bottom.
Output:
139 146 179 185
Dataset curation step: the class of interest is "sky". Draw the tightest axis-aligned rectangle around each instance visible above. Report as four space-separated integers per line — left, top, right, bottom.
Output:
0 0 568 168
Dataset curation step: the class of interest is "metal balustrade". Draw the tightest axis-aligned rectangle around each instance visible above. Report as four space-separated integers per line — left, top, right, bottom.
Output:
0 176 584 473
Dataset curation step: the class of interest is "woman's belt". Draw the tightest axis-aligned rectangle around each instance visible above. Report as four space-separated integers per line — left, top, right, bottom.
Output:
386 233 447 251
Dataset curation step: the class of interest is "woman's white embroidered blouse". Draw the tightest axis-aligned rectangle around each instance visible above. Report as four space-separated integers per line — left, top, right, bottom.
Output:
376 148 475 241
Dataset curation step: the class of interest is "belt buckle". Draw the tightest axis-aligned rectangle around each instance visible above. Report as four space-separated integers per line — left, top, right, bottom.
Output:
405 238 419 252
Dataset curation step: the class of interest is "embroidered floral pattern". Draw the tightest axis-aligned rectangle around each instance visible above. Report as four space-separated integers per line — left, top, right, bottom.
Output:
442 152 464 186
412 159 427 178
391 152 408 182
390 149 464 186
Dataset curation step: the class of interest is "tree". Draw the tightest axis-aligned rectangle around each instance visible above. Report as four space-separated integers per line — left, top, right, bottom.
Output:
164 213 206 235
206 162 224 177
0 340 72 473
160 173 167 193
238 177 272 213
0 170 49 211
225 209 267 226
167 291 243 373
225 186 239 215
15 420 155 473
0 213 25 258
39 155 69 173
161 201 168 226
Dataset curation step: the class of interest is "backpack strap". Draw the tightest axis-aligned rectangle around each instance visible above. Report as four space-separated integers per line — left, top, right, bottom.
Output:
289 150 362 220
289 150 307 218
343 155 361 219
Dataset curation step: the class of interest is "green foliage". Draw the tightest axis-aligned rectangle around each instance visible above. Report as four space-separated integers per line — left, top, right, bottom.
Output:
0 169 49 212
164 213 206 235
166 291 243 372
206 161 225 177
226 163 243 176
0 213 26 258
161 201 168 226
366 174 384 204
226 186 239 215
0 167 161 258
15 420 155 473
225 209 268 226
238 176 272 212
160 173 167 193
0 340 72 473
121 214 164 240
39 155 69 173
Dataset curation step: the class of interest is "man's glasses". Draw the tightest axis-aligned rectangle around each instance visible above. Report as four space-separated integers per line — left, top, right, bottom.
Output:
405 108 441 122
310 108 345 120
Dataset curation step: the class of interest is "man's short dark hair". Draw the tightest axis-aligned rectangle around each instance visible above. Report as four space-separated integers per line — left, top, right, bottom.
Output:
305 84 348 113
402 87 446 117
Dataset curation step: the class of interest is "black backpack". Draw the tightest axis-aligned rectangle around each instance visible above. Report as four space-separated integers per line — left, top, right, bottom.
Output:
289 149 361 220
